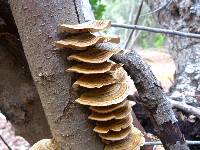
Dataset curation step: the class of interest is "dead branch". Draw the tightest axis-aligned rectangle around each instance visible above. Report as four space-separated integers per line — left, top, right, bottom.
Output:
112 51 190 150
112 23 200 39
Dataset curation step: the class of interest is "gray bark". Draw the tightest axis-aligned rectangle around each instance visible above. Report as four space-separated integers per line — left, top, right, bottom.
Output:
145 0 200 106
9 0 103 149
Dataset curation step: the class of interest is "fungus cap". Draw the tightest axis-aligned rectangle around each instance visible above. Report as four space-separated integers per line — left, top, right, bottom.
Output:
99 125 133 141
55 33 120 50
93 113 133 133
89 100 128 114
76 82 133 106
88 102 132 121
58 20 111 33
104 127 145 150
68 48 117 63
67 62 121 74
73 73 117 88
73 67 127 88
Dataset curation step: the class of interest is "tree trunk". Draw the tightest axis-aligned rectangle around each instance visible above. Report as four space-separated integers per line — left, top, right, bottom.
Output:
0 38 52 144
145 0 200 106
8 0 104 149
0 0 51 144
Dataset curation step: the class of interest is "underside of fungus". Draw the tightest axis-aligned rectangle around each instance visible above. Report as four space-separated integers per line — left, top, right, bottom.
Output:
55 20 145 150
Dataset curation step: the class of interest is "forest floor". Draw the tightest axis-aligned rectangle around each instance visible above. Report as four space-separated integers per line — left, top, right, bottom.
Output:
0 48 199 150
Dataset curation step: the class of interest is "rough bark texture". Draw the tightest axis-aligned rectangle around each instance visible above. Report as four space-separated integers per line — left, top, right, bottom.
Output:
0 0 51 144
112 51 190 150
145 0 200 106
8 0 104 149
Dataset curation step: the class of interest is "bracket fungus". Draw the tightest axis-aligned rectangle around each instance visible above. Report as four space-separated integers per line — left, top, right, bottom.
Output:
93 113 133 133
73 67 127 88
76 82 133 106
55 33 120 50
104 127 145 150
88 102 132 121
90 100 128 114
55 20 144 150
99 125 133 141
58 20 111 33
68 48 118 63
67 62 121 74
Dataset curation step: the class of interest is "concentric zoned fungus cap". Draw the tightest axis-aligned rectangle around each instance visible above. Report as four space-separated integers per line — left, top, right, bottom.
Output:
76 82 132 106
89 100 128 114
67 62 121 74
55 33 120 50
111 67 127 82
88 103 132 121
58 20 111 33
30 139 61 150
73 73 117 88
68 48 117 63
99 125 133 141
93 113 133 133
104 127 145 150
73 67 127 88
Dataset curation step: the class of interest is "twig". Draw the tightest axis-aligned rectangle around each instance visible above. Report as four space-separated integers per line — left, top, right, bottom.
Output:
0 135 12 150
144 140 200 146
111 23 200 39
169 99 200 119
124 0 144 49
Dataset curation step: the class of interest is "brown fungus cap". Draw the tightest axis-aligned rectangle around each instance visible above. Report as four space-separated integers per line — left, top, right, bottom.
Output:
88 103 132 121
58 20 111 33
93 113 133 133
67 62 121 74
55 33 120 50
104 127 145 150
76 82 132 106
99 125 133 141
73 73 117 88
89 100 128 114
73 67 127 88
68 48 117 63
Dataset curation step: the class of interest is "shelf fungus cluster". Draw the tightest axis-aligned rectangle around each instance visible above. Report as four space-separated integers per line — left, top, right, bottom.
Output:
55 20 145 150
